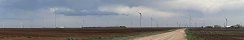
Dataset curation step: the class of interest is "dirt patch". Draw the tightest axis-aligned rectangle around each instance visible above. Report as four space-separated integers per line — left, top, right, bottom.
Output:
131 29 186 40
0 28 175 40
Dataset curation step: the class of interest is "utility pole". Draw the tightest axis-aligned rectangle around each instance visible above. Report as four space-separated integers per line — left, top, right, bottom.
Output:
150 17 153 27
177 21 179 27
130 16 133 27
81 16 84 27
157 21 159 27
176 16 180 27
20 22 23 28
189 15 192 27
154 19 159 27
2 24 4 28
83 16 85 27
2 24 5 33
126 15 133 27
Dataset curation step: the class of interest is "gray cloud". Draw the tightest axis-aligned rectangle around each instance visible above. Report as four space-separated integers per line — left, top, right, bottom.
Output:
57 11 119 16
0 0 244 27
49 7 120 16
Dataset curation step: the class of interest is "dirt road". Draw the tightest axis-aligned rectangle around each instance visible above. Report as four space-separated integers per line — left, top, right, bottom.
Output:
131 29 186 40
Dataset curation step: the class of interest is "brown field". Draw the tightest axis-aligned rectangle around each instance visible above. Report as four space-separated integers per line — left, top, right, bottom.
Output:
0 28 175 40
187 28 244 40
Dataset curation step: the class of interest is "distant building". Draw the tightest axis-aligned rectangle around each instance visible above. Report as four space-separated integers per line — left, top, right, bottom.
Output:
56 26 64 28
213 25 222 28
204 26 214 28
226 26 231 28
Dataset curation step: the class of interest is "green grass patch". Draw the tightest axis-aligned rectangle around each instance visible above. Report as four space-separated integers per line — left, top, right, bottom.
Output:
186 29 199 40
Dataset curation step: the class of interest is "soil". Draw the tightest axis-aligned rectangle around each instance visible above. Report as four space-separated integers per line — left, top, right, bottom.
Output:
0 28 175 40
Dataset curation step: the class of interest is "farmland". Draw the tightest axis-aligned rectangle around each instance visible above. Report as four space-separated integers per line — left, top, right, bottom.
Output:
187 28 244 40
0 27 176 40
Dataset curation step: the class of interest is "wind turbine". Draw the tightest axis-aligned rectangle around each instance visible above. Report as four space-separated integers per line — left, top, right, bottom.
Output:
80 16 84 28
224 17 228 27
2 24 4 28
54 12 57 28
136 9 143 27
20 22 24 28
81 16 86 28
50 8 58 28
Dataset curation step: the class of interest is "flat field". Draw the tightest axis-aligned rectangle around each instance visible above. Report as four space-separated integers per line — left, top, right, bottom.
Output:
0 28 175 40
187 28 244 40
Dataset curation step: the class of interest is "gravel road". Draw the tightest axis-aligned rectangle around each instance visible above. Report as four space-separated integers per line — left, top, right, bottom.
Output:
131 29 186 40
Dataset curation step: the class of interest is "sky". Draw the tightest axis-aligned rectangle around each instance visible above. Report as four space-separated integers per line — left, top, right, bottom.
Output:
1 0 244 28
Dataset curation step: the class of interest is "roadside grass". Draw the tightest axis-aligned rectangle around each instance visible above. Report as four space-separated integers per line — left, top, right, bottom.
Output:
81 29 176 40
185 29 199 40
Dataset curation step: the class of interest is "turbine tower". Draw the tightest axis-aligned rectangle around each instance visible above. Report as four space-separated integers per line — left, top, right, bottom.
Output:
54 12 57 27
2 24 4 28
150 17 153 27
81 16 84 27
225 17 228 27
50 8 57 28
139 12 142 27
20 22 23 28
136 9 142 27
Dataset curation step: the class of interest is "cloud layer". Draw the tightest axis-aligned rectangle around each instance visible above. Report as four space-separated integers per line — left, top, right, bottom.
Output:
98 5 176 18
0 0 244 27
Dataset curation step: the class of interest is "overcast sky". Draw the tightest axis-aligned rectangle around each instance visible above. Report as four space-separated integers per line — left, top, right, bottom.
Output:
1 0 244 28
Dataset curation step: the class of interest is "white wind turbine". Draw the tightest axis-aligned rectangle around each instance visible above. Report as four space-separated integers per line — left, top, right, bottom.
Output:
136 9 143 27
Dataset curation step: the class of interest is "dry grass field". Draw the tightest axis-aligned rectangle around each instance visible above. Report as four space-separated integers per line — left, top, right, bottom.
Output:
187 28 244 40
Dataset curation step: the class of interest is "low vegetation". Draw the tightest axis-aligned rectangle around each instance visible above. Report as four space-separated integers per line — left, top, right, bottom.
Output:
187 28 244 40
185 29 199 40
